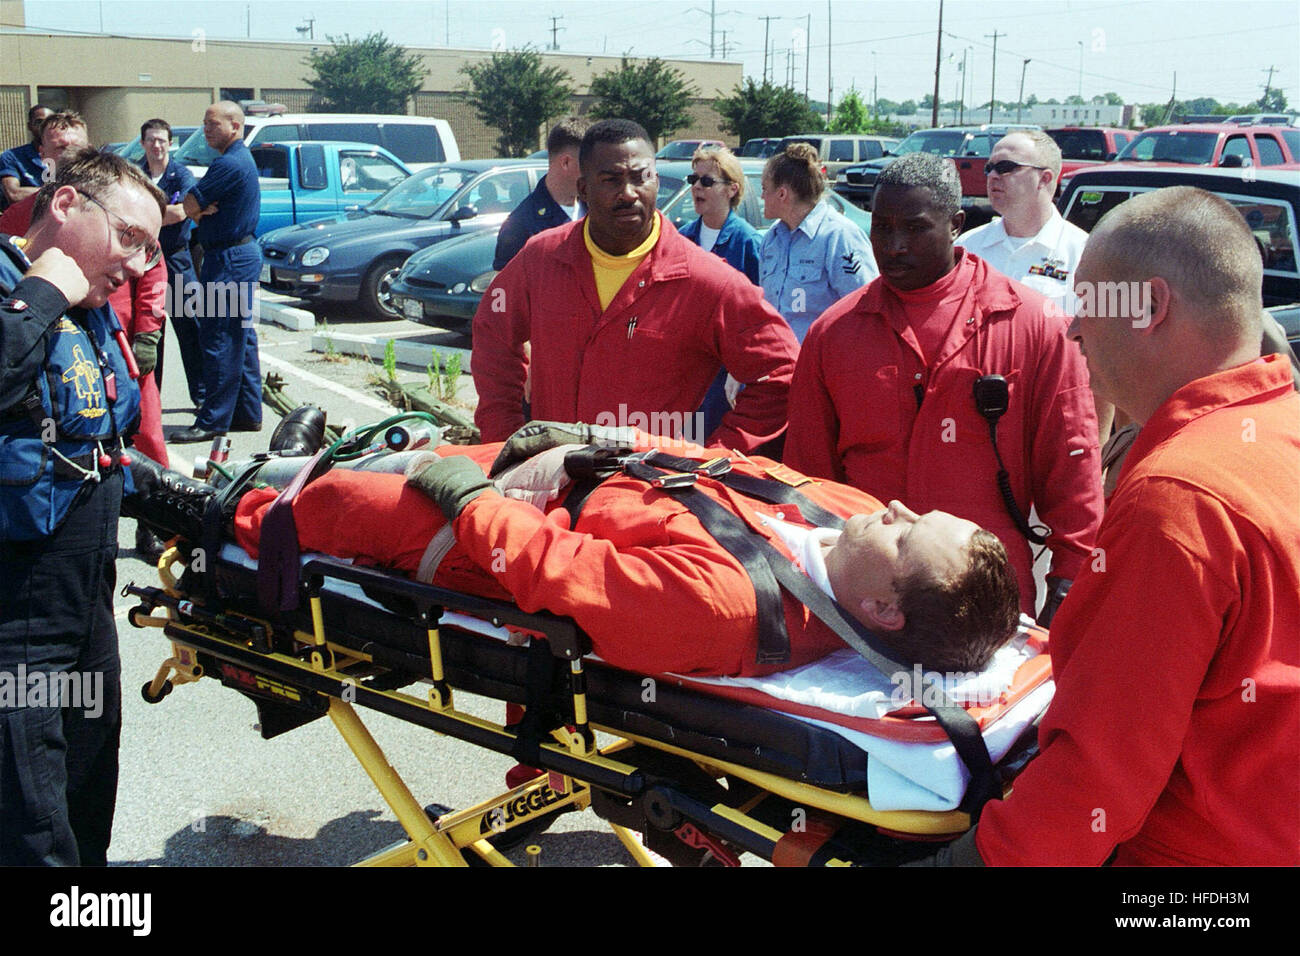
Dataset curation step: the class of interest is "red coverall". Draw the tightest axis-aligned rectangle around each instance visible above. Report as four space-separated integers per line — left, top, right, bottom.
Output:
108 258 168 467
785 251 1102 612
232 440 878 677
471 213 799 453
978 356 1300 865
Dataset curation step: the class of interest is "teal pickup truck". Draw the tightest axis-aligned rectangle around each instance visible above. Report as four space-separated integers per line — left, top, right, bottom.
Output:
251 141 412 236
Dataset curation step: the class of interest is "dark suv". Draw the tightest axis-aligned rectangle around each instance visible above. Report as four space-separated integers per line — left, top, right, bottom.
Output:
834 124 1039 212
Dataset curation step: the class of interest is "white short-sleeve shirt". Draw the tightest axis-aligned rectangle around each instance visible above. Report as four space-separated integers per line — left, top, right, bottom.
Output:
959 209 1088 316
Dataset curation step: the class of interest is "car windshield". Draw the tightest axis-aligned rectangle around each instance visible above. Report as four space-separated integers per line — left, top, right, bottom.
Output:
656 142 702 160
1116 131 1219 164
367 165 481 218
656 175 686 212
739 139 777 158
1065 185 1298 278
1047 129 1110 160
893 130 969 157
174 127 223 167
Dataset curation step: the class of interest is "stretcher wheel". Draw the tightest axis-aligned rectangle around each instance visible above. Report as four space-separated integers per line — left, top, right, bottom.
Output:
141 679 173 704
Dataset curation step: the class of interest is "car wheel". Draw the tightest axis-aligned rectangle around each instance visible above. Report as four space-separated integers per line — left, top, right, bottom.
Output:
362 253 408 319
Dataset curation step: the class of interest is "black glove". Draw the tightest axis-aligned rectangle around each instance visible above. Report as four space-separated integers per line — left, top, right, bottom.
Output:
1037 576 1073 628
900 827 985 867
132 330 161 376
489 420 637 477
406 454 494 520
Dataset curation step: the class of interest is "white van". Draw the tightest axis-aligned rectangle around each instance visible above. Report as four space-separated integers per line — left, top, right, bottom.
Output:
177 113 459 175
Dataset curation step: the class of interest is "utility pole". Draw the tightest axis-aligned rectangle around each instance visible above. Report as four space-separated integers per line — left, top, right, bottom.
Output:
548 15 564 51
1017 59 1030 122
986 30 1003 123
1077 40 1083 100
826 0 833 126
959 47 968 124
804 13 811 101
760 16 780 84
1261 65 1276 107
931 0 944 129
1163 72 1177 124
710 0 716 58
719 30 729 58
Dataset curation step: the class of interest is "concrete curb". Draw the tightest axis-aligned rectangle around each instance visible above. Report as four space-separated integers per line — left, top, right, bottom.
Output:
256 293 316 331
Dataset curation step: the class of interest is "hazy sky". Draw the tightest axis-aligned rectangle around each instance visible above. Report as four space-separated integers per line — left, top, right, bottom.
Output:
11 0 1300 109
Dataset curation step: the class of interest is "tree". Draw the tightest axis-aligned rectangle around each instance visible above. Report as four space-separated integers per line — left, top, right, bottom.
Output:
1259 88 1288 112
461 48 574 157
1064 94 1086 105
589 57 698 143
829 87 871 133
715 79 821 142
1102 91 1124 106
1183 96 1221 116
897 99 918 116
304 33 427 114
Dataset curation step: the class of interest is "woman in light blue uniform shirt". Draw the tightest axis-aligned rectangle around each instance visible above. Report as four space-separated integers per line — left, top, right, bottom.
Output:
679 145 763 435
759 142 876 341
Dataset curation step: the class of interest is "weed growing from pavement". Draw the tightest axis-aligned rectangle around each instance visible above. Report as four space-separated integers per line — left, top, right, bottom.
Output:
427 348 463 403
317 319 347 363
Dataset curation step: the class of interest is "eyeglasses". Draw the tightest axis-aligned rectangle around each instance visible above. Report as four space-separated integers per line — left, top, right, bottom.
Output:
686 174 731 188
984 159 1050 177
77 189 162 269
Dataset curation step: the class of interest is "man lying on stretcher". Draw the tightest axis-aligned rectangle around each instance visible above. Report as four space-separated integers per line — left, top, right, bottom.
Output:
127 422 1022 679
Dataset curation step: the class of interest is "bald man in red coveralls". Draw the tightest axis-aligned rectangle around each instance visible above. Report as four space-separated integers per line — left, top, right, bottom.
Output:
923 187 1300 867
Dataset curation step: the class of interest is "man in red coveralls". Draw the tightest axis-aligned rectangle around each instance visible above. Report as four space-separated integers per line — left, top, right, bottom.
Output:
214 428 1021 679
471 120 798 454
107 256 168 556
919 187 1300 866
784 152 1103 624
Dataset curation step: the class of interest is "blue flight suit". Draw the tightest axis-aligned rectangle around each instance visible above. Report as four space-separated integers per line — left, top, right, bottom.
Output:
141 155 202 404
759 201 877 342
0 142 44 209
0 235 140 865
493 174 579 271
680 209 764 436
187 138 262 432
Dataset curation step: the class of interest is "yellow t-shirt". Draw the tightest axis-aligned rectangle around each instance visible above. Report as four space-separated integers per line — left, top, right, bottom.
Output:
583 214 661 311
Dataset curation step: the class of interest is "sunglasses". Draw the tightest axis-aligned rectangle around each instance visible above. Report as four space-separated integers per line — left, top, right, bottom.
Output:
686 173 731 188
78 189 163 269
984 159 1050 177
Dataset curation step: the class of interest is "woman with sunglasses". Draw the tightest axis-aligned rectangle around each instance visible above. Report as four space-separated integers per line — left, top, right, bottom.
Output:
680 145 761 284
679 146 763 434
758 142 877 341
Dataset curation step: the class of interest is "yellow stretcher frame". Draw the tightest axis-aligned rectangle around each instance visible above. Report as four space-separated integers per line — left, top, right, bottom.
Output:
130 547 979 867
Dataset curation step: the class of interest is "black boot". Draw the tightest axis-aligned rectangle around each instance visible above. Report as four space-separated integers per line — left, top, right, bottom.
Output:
134 521 166 560
269 405 328 457
121 453 219 544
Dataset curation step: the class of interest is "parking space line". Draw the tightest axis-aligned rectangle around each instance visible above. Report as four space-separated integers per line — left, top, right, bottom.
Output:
258 352 394 414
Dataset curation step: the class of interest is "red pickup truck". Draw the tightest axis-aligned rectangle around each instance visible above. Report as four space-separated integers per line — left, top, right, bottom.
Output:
1046 126 1134 179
